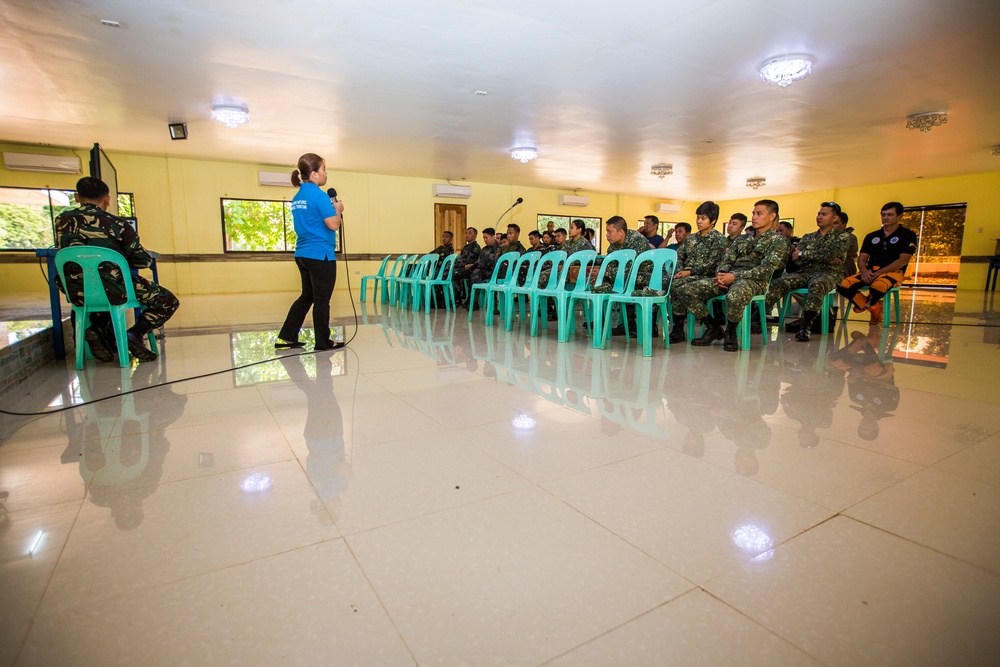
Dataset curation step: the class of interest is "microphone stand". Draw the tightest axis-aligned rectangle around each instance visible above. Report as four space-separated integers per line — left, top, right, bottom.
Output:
496 201 521 226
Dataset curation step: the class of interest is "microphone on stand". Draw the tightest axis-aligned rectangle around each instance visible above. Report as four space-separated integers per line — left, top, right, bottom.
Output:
496 197 524 224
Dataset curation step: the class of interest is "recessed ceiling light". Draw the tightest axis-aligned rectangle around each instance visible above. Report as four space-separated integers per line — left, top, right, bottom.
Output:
474 90 488 96
759 54 814 87
99 19 121 28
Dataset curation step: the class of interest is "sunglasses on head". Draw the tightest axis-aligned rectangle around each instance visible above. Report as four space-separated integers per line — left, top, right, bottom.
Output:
821 201 842 214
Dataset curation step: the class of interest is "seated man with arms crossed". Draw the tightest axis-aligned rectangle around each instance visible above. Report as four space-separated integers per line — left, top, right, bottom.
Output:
450 226 481 306
670 199 786 351
837 201 916 324
764 201 849 341
668 201 728 343
55 176 178 362
591 216 654 335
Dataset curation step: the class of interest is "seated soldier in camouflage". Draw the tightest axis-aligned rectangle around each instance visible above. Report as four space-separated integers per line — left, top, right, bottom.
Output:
429 230 454 262
463 227 501 308
528 230 543 252
671 199 786 351
764 201 850 341
538 219 592 319
55 177 178 362
668 201 728 343
590 216 654 335
500 223 527 256
451 226 482 304
553 227 568 249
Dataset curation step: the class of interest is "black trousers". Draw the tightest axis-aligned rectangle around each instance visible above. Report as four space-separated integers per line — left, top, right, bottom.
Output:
279 257 337 345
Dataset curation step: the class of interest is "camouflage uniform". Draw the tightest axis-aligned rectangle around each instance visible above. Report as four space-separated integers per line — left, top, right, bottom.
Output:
451 241 482 303
765 228 848 314
54 203 179 334
468 241 501 285
672 229 727 291
671 229 786 323
500 239 526 256
591 229 652 293
429 242 454 263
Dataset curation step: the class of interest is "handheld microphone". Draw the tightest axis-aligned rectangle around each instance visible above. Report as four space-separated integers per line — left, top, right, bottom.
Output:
326 188 338 202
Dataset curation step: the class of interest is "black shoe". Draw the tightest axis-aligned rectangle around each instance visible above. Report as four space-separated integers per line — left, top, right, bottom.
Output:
723 323 739 352
611 324 629 336
691 317 723 346
784 319 803 334
127 331 157 362
669 327 686 344
795 328 812 342
274 339 305 350
85 326 115 362
315 340 346 351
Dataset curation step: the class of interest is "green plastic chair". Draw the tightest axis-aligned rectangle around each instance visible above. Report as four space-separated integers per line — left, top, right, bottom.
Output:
529 250 598 339
395 254 438 309
467 254 518 322
686 293 768 351
385 255 416 305
485 252 542 327
777 288 838 333
503 251 563 331
600 249 677 356
854 285 902 326
565 249 638 348
417 253 458 312
54 246 158 370
359 255 392 303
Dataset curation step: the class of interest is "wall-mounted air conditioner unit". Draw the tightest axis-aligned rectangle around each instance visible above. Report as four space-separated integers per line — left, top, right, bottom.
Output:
3 152 82 174
258 170 294 187
558 194 590 207
433 184 472 198
655 203 681 214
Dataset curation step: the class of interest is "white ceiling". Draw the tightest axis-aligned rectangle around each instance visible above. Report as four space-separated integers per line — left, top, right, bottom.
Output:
2 0 999 201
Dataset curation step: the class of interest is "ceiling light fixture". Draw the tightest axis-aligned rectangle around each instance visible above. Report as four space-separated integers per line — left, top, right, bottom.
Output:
211 103 250 128
510 147 537 163
168 122 188 140
650 163 673 178
746 177 766 190
759 54 814 87
906 111 948 132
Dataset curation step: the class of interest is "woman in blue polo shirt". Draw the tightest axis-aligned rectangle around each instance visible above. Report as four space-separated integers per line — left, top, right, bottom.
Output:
276 152 345 350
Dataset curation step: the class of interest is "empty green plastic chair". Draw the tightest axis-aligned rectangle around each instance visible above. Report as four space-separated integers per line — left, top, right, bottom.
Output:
417 253 458 312
396 254 439 309
360 255 392 302
565 249 637 348
468 254 518 322
600 249 677 356
529 250 597 339
485 251 542 327
501 251 558 330
54 246 158 370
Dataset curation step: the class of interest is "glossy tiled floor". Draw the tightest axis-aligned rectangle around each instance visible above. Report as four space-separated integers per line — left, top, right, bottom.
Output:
1 290 999 666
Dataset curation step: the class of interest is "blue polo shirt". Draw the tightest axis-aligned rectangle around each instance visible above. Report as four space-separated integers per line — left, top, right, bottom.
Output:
290 182 337 260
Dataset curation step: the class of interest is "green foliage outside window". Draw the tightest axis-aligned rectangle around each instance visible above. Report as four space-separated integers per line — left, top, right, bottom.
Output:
222 198 298 252
0 188 137 249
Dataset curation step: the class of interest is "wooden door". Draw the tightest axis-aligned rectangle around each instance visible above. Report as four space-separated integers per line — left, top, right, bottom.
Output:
434 203 466 252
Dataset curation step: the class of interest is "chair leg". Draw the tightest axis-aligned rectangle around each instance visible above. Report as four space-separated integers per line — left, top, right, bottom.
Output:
758 300 768 346
110 308 130 367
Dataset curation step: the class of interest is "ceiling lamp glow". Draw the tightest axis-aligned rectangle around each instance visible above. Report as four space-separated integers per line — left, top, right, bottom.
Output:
650 163 673 178
905 111 948 132
759 54 814 87
746 177 766 190
211 103 250 128
510 147 538 164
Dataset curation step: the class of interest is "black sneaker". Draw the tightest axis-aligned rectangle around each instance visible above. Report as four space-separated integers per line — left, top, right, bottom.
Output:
85 326 115 362
127 331 157 362
795 328 812 342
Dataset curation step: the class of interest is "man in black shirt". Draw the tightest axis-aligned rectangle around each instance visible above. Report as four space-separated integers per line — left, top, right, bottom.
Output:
837 202 917 323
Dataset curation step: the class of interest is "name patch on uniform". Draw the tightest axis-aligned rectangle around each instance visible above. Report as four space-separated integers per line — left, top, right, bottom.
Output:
871 237 881 244
890 236 899 244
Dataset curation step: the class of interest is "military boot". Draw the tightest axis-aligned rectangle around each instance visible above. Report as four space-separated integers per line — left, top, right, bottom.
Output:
796 310 817 342
691 315 723 346
723 321 740 352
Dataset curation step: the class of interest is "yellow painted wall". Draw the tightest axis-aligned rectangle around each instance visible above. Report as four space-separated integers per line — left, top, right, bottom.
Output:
3 140 999 295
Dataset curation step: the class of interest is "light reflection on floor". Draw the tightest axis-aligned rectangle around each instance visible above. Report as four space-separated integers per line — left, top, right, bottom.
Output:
1 289 999 666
